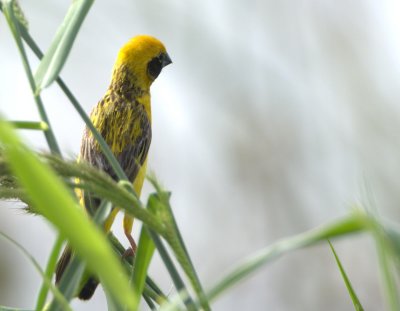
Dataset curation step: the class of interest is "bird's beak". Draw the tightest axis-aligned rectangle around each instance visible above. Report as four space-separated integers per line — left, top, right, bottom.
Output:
161 53 172 68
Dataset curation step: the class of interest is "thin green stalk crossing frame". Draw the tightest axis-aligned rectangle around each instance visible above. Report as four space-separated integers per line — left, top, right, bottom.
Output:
2 1 60 155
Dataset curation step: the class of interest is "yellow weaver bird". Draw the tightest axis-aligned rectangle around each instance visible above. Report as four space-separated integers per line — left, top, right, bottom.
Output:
55 35 172 299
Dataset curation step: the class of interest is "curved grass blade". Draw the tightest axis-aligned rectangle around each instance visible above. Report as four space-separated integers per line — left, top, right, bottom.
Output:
328 241 364 311
34 0 94 92
0 231 71 311
48 200 112 311
3 13 192 308
205 212 368 303
0 119 136 310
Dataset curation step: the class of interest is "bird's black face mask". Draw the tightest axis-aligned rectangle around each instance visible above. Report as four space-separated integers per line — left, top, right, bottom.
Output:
147 52 172 80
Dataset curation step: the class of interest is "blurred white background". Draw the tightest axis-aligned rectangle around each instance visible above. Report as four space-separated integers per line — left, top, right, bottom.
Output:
2 0 400 310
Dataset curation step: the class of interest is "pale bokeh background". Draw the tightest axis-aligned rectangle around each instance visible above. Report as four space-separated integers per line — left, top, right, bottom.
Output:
1 1 400 310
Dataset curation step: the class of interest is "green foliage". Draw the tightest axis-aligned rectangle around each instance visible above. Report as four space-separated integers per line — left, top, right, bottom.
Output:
0 118 136 310
0 231 70 311
1 1 400 311
329 241 364 311
131 224 156 309
34 0 94 92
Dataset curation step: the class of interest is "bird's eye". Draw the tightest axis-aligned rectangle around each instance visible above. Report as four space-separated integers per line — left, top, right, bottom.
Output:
147 56 162 80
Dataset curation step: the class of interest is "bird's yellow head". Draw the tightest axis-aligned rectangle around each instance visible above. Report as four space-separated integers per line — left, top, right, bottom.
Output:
113 35 172 91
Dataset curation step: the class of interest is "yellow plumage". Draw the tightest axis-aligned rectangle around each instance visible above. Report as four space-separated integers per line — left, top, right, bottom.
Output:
56 35 171 299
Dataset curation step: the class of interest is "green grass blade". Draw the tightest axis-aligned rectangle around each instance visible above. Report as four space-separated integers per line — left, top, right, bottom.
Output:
147 175 210 311
144 276 167 302
2 0 60 154
162 198 209 311
384 226 400 262
131 225 156 309
4 10 194 309
107 233 168 306
0 231 71 311
142 295 156 310
149 230 195 311
35 234 65 311
49 257 86 311
104 288 124 311
146 190 196 309
158 291 190 311
34 0 94 92
206 212 368 303
0 152 164 234
47 201 112 310
142 286 165 308
374 226 400 311
328 241 364 311
0 119 136 310
10 121 48 131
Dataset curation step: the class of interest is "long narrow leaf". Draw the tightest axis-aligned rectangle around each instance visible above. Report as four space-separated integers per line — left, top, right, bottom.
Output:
374 227 400 310
147 176 210 311
48 200 112 311
49 256 86 311
2 0 60 154
0 119 136 310
107 233 169 306
0 231 71 311
384 226 400 263
35 235 65 311
34 0 94 91
205 212 368 303
328 241 364 311
149 230 195 311
163 198 209 310
131 225 156 309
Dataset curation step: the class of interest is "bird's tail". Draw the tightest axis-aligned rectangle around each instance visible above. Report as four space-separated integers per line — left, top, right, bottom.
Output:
55 245 99 300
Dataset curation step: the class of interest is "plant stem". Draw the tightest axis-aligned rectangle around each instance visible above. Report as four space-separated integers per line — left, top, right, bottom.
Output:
164 200 210 311
149 230 196 311
11 120 49 130
3 2 61 155
374 227 400 311
35 234 65 311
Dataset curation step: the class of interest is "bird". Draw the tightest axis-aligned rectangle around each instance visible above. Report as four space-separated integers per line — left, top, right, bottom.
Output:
55 35 172 299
